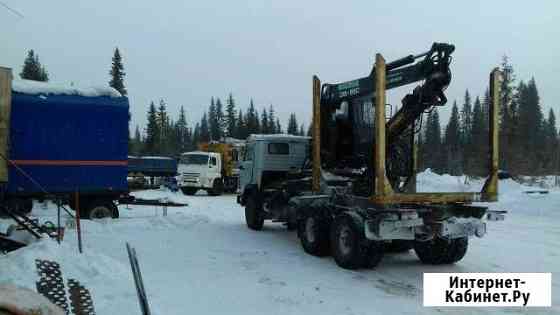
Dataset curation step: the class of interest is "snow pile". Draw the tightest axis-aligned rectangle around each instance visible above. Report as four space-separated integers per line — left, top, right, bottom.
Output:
12 79 122 98
130 187 189 205
0 239 129 287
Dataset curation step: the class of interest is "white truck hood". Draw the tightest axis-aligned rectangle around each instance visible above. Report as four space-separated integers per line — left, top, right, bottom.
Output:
178 164 209 175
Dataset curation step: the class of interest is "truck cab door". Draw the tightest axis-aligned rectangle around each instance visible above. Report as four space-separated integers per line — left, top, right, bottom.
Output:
239 143 254 193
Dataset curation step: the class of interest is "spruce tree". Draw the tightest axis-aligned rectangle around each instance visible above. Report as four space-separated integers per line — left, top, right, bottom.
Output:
499 56 517 171
226 93 236 137
20 50 49 82
144 102 160 154
246 100 260 135
544 109 558 174
109 48 127 96
287 113 299 135
200 113 210 142
176 106 189 153
470 97 487 176
208 98 217 140
424 109 442 173
267 106 276 133
255 109 261 134
215 98 225 139
460 90 473 173
299 124 305 136
443 101 462 175
261 110 269 134
275 118 282 134
235 109 246 139
192 123 201 147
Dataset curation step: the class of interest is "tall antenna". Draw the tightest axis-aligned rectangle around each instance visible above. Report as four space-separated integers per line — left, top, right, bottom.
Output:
0 1 24 18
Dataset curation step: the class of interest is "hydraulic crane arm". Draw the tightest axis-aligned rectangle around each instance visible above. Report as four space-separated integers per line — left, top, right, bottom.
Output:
320 42 454 107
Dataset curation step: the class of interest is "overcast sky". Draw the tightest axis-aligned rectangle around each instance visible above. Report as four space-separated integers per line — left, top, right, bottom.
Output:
2 1 558 131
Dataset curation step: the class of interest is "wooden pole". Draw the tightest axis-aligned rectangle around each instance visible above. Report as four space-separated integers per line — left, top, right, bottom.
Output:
312 76 321 193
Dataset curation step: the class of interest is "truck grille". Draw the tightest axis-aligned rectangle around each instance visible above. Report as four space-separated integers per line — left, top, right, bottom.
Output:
182 172 200 181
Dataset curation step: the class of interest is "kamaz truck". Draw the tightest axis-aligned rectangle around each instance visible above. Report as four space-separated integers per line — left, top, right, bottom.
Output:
178 139 244 196
237 43 506 270
0 67 129 219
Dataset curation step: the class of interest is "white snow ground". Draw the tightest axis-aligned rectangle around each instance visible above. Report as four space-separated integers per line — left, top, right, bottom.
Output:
0 171 559 314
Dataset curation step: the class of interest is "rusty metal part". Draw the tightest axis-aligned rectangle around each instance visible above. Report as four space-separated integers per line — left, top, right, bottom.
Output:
68 279 96 315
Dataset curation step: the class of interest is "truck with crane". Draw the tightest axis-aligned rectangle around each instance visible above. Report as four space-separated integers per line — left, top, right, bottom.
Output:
237 43 506 269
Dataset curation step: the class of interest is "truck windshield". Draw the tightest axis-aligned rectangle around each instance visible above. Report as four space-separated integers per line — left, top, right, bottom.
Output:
180 154 209 165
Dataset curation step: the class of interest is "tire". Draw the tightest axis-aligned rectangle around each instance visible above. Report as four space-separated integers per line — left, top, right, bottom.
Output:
85 200 118 219
209 179 224 196
330 213 383 269
245 195 264 230
384 240 413 253
298 214 330 257
414 236 468 264
181 187 198 195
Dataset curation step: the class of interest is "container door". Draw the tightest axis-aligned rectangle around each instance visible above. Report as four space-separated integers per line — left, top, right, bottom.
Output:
239 143 254 193
0 67 12 183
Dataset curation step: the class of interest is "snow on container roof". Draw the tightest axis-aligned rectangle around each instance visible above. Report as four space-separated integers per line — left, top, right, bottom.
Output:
12 79 122 98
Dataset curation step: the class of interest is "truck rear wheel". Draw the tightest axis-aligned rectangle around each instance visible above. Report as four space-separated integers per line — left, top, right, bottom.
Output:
330 213 383 269
414 236 468 264
245 196 264 230
85 200 118 219
298 214 330 257
209 179 224 196
181 187 198 195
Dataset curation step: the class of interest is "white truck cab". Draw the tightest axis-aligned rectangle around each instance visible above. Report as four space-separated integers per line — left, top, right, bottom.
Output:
178 151 224 195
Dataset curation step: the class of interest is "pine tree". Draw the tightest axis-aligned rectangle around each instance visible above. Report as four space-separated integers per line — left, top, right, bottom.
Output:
299 124 305 136
20 50 49 82
443 101 462 175
144 102 160 154
517 78 545 174
226 93 236 137
109 47 127 96
307 122 313 137
287 113 299 135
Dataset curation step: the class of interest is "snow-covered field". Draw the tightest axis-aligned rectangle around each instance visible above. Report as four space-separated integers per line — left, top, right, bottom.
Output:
1 171 559 314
